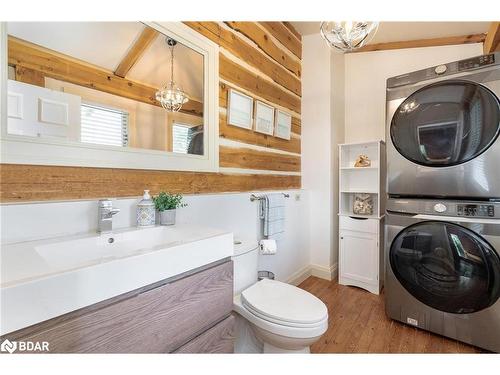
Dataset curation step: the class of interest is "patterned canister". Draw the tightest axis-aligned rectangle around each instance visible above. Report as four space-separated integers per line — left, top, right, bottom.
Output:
137 190 155 227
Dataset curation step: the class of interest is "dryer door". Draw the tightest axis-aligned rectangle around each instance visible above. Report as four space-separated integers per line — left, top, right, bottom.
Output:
390 221 500 314
390 80 500 167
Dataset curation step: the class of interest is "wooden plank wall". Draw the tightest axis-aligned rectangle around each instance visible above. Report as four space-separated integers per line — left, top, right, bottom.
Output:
0 22 302 202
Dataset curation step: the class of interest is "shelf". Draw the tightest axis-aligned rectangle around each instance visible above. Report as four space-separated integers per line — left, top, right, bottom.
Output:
338 140 384 147
338 213 385 220
340 189 379 194
340 166 378 171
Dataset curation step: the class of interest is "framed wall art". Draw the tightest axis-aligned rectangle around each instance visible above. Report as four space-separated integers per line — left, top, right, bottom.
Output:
227 89 253 129
275 109 292 140
254 101 275 135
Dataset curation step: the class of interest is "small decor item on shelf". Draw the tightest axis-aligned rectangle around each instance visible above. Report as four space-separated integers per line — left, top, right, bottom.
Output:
353 193 374 215
354 154 371 167
137 190 155 227
153 192 187 226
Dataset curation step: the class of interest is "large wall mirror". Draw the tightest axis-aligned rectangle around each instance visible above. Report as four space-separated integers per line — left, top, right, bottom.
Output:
0 22 219 171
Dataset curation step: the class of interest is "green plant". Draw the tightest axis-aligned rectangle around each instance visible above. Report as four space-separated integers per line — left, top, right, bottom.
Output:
152 192 187 212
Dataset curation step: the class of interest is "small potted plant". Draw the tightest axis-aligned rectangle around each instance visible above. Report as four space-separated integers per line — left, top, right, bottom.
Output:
152 192 187 226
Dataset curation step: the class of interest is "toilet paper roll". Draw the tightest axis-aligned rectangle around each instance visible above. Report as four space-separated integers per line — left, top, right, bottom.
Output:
259 239 277 255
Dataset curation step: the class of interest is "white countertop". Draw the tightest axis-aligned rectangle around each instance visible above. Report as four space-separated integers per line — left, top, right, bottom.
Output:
0 224 233 335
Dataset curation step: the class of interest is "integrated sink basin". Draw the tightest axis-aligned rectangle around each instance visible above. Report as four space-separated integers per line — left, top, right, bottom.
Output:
1 224 233 335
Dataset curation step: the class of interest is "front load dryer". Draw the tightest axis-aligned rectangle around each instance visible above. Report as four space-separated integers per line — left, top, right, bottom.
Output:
386 53 500 199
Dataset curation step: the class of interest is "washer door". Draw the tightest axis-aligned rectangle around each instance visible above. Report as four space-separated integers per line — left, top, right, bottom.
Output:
390 221 500 314
391 80 500 167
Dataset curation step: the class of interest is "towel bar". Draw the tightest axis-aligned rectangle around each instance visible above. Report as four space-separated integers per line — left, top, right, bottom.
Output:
250 193 290 202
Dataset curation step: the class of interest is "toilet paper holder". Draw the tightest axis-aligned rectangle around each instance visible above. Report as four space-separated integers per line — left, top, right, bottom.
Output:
258 271 275 281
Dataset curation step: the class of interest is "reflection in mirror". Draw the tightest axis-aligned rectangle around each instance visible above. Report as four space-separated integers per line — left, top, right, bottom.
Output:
6 22 205 155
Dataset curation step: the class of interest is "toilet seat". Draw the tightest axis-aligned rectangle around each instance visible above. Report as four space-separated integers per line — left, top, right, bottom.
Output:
242 301 328 328
241 279 328 325
234 279 328 339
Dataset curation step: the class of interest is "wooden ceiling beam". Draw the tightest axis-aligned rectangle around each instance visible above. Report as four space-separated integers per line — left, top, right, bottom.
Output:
484 22 500 54
8 36 203 117
114 26 159 78
350 33 486 53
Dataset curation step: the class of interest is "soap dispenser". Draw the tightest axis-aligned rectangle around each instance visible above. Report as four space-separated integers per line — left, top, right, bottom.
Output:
137 190 155 227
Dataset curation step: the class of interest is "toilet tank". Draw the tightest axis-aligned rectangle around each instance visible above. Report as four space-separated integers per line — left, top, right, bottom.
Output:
232 239 259 295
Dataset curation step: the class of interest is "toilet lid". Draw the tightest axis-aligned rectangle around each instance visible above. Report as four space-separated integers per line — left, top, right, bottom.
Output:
241 279 328 325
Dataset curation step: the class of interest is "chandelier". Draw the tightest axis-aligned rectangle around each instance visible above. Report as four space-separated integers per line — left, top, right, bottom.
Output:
155 38 189 112
320 22 379 52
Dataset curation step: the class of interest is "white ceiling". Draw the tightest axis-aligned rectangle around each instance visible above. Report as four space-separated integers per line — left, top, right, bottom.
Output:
7 22 204 101
291 22 490 44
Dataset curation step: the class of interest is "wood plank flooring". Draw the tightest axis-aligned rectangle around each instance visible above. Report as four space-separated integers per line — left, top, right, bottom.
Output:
297 276 485 353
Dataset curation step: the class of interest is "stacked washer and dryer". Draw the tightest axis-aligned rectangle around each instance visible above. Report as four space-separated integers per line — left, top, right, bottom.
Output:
385 52 500 352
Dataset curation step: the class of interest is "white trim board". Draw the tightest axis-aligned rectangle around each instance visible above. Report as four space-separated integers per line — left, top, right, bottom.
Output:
219 137 301 157
286 265 312 286
219 167 301 176
310 263 338 281
286 263 338 286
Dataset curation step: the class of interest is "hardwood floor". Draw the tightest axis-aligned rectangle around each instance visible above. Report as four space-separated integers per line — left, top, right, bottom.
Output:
297 276 484 353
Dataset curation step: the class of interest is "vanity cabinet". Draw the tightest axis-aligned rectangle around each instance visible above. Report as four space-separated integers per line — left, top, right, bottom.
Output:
174 315 235 353
3 259 235 353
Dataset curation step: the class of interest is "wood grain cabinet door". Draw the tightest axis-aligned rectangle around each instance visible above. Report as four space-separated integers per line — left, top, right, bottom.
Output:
174 314 235 354
5 261 233 353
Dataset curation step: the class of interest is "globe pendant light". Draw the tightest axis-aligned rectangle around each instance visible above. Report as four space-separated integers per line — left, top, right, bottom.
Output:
320 22 379 52
155 38 189 112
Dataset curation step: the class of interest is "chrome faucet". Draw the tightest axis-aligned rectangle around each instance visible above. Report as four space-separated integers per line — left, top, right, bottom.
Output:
97 199 120 233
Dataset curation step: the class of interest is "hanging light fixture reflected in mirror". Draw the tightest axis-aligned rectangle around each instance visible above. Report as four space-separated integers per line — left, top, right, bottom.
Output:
320 22 379 52
155 38 189 112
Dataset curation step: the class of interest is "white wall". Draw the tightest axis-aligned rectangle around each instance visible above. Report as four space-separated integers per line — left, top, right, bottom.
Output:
330 52 345 266
0 190 310 284
301 34 345 279
344 43 484 143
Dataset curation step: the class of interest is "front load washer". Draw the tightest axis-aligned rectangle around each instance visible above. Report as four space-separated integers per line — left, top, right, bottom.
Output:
386 53 500 199
385 198 500 352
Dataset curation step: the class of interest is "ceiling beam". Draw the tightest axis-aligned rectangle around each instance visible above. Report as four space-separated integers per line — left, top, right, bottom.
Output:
114 26 159 78
8 36 203 117
484 22 500 54
350 33 486 53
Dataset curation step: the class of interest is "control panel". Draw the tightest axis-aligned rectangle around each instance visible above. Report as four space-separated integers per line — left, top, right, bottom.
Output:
387 52 499 89
457 204 495 218
458 54 495 71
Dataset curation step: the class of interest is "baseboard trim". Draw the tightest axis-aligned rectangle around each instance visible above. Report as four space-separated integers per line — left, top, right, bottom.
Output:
310 263 338 281
286 263 338 285
286 265 312 286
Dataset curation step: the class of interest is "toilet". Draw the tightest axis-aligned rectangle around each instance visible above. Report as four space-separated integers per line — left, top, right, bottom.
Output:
232 239 328 353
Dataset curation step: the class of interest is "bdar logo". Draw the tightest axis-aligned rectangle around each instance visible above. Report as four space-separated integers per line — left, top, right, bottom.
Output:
1 339 17 354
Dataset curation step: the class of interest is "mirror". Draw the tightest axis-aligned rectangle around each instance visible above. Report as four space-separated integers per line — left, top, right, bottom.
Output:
5 22 207 156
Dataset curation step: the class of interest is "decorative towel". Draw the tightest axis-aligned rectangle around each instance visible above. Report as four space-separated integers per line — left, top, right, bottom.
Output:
259 193 285 239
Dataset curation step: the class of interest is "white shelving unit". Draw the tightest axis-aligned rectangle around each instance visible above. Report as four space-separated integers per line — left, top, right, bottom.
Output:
338 140 385 295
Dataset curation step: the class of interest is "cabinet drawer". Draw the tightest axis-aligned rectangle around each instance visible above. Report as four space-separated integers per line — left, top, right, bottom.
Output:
6 261 233 353
174 314 235 353
340 216 378 234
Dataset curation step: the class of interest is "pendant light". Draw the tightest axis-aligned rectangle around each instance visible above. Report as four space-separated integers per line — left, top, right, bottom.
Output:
320 22 379 52
155 38 189 112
